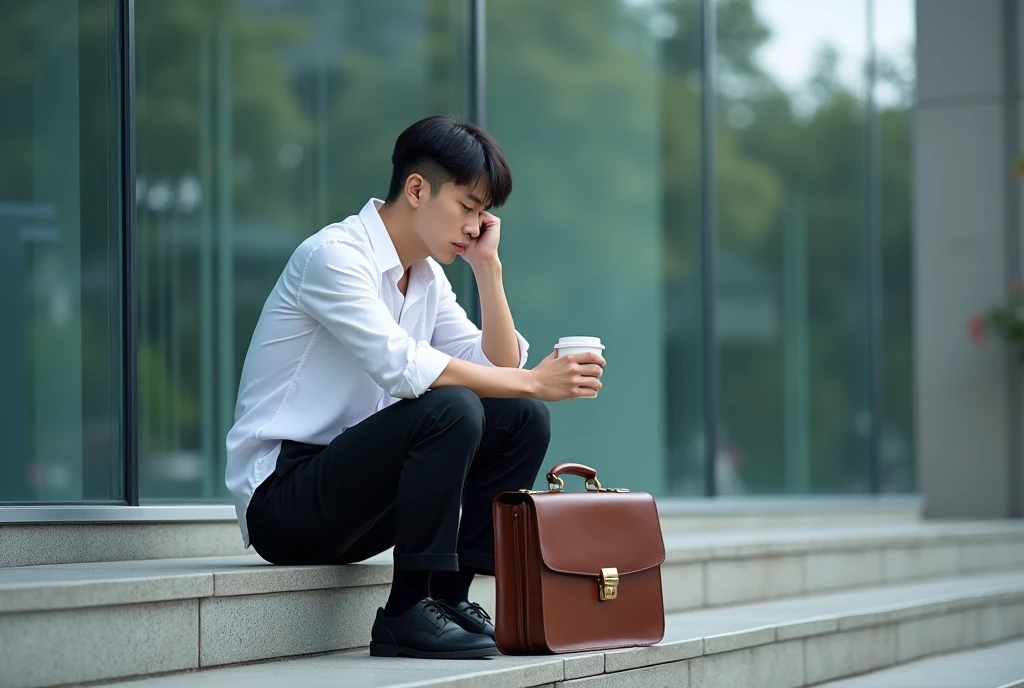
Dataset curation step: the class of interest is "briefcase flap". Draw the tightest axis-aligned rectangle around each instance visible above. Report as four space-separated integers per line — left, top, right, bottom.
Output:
527 491 665 576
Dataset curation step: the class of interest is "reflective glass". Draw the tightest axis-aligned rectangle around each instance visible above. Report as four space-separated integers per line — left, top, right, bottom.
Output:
0 0 124 503
875 0 916 492
135 0 472 500
487 0 705 496
715 0 872 494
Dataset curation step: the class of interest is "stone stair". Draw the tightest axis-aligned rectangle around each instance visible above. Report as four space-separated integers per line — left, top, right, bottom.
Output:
1 519 1022 688
88 569 1024 688
815 637 1024 687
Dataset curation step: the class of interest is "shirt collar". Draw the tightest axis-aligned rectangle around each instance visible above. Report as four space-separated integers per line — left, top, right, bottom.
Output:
359 198 402 276
359 198 437 286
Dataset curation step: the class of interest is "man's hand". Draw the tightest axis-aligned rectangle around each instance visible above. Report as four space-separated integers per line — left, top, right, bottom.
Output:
529 351 606 401
462 211 501 268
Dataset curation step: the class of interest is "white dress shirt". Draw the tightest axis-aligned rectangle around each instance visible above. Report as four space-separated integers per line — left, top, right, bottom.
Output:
225 198 530 547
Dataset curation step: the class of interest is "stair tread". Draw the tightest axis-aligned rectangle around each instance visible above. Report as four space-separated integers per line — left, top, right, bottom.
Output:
90 569 1024 688
815 637 1024 687
3 521 1022 614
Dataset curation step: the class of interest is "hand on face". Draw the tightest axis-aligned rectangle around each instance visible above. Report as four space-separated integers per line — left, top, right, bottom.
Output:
462 211 500 268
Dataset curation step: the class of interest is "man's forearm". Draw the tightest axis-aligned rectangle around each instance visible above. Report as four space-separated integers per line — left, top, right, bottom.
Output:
431 356 537 398
474 261 522 367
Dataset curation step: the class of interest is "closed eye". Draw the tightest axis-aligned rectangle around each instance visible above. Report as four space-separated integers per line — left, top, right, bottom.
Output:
462 205 474 213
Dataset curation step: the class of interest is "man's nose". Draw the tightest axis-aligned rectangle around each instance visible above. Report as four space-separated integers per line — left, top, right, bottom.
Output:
466 223 480 238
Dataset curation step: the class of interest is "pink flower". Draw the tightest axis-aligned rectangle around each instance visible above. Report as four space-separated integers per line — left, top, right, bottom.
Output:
968 315 987 345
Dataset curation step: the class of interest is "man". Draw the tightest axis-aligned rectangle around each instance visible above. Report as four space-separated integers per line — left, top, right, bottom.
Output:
225 115 606 659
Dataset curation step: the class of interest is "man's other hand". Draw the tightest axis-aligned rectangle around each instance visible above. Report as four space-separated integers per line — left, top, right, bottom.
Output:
463 211 501 268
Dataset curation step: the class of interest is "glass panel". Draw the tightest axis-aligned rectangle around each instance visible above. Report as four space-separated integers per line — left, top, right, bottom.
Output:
487 0 704 496
715 0 870 494
0 0 124 503
875 0 916 492
134 0 472 500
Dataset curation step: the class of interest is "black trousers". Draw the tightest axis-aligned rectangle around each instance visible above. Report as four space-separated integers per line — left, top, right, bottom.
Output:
246 386 551 573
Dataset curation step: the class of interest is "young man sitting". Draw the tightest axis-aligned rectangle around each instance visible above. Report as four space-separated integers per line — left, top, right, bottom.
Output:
226 115 606 659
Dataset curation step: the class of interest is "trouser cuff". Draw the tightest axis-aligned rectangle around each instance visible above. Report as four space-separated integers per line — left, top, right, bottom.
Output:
458 550 495 575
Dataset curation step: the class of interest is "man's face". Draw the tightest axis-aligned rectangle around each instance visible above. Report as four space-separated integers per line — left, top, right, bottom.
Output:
412 179 489 264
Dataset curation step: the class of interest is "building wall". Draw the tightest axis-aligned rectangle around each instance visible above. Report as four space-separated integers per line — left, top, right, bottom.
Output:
915 0 1023 517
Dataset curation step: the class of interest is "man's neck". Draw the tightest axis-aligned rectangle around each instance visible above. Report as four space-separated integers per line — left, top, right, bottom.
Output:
377 201 426 271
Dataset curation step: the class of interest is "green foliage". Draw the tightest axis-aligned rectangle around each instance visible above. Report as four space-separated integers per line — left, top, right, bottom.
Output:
970 158 1024 361
983 295 1024 362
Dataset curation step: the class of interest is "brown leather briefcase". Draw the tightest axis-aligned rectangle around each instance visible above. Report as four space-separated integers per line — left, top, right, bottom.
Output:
492 462 666 654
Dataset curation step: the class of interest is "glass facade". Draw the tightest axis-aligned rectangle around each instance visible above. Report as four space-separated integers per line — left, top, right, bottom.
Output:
133 0 472 500
0 0 124 503
716 0 874 495
0 0 915 507
486 0 705 495
875 0 916 493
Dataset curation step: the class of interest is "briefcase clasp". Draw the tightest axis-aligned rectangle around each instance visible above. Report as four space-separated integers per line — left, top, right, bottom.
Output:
599 567 619 601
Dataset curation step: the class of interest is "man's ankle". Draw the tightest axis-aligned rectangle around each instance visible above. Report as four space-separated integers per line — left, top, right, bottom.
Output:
430 568 476 604
384 569 431 616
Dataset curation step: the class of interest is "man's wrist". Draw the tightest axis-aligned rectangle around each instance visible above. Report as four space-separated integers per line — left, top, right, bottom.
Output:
518 368 540 399
471 258 502 279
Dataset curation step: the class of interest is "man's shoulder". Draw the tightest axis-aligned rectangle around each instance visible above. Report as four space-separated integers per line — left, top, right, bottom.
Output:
291 216 372 267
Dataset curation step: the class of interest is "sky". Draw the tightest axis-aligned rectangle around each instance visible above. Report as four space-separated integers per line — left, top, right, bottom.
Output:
624 0 916 105
754 0 915 102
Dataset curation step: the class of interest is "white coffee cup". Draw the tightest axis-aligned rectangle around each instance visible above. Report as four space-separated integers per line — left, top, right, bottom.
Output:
554 336 605 358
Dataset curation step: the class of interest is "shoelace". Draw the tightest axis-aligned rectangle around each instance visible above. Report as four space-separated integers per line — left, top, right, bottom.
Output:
463 602 492 623
425 602 458 625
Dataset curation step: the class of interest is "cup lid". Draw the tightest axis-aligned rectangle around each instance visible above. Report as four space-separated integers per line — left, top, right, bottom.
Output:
554 341 605 351
556 336 602 346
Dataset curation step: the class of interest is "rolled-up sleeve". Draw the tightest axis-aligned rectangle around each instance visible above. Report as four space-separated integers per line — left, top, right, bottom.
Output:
296 240 451 398
430 272 530 369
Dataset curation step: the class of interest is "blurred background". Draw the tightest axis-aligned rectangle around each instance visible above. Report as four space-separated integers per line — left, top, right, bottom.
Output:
0 0 1018 519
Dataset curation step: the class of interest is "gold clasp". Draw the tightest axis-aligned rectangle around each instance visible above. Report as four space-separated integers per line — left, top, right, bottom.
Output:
599 567 619 601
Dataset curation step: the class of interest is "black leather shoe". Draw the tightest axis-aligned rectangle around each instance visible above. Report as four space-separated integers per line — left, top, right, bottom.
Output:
369 598 497 659
436 600 495 640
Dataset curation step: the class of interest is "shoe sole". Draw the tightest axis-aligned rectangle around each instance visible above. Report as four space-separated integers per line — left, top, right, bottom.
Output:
369 642 499 659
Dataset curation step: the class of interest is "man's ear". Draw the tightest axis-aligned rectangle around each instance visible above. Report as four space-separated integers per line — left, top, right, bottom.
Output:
404 174 428 209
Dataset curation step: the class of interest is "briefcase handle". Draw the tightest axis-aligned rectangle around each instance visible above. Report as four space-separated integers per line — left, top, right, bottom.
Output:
544 463 628 493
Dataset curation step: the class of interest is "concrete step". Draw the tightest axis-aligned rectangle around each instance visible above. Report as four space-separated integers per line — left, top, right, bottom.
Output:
655 495 922 533
1 522 1022 687
79 570 1024 688
814 637 1024 687
0 497 922 567
0 510 248 568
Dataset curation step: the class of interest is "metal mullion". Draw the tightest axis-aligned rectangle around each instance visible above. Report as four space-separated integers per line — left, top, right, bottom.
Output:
465 0 486 326
119 0 139 506
865 0 883 494
700 0 719 497
1003 0 1021 517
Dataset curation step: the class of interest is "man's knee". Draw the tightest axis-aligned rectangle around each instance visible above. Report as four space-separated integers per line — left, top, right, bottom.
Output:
504 398 551 446
419 386 485 442
423 385 484 415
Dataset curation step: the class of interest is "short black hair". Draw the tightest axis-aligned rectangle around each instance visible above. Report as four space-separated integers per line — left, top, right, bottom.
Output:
384 115 513 208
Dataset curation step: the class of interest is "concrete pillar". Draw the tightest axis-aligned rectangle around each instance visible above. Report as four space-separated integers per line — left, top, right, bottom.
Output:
915 0 1023 518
